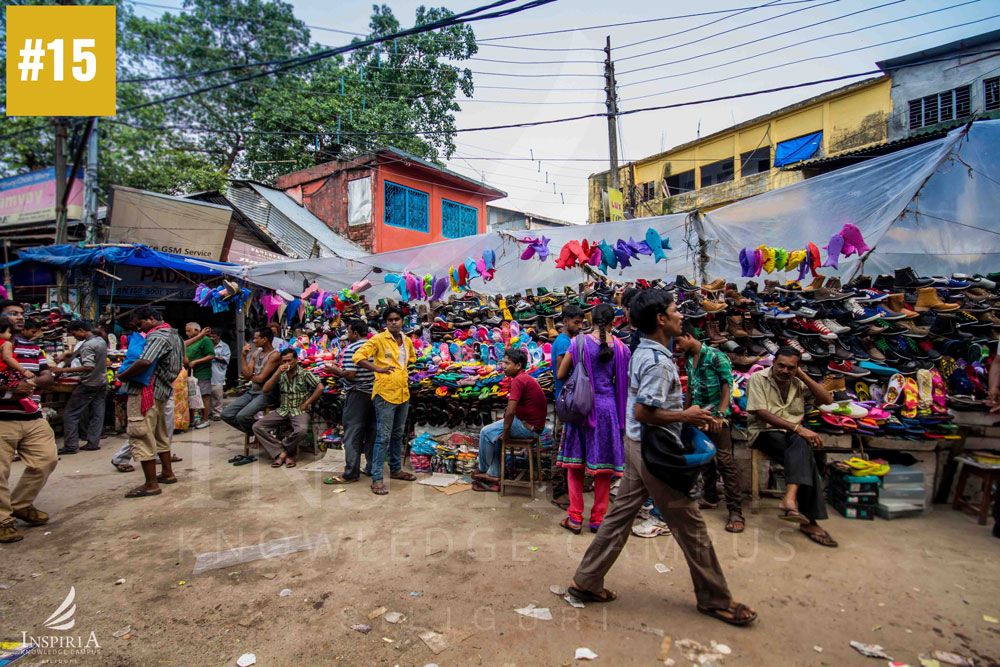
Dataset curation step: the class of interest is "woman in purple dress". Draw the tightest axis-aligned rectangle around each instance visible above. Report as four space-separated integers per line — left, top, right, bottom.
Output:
555 304 630 534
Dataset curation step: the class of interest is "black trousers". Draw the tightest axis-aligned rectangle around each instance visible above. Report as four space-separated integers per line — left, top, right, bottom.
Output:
753 430 828 521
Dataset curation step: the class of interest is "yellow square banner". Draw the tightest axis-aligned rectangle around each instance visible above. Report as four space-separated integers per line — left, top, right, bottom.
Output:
5 5 116 116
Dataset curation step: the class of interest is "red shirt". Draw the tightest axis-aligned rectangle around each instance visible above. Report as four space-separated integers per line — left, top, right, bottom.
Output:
509 372 547 430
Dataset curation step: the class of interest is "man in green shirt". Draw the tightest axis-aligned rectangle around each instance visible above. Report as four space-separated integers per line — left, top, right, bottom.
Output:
253 349 324 468
675 328 744 533
184 323 216 430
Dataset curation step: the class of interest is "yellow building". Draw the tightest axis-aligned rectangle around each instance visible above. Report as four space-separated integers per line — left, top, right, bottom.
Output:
588 76 892 222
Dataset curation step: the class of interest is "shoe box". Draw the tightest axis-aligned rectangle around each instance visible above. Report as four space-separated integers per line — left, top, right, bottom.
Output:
826 470 879 520
876 466 927 519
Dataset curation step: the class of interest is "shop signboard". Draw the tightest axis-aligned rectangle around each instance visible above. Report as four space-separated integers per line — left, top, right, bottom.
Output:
0 167 84 226
607 188 625 221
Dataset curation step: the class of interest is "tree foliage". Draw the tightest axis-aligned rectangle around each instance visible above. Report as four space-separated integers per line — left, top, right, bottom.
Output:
0 1 477 197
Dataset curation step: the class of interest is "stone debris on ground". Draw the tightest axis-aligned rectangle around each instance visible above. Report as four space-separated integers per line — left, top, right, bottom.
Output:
350 624 371 634
235 653 256 667
849 640 892 659
514 604 552 621
419 630 448 655
574 647 598 660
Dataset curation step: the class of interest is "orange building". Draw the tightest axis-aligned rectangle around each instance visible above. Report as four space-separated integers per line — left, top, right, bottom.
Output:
274 147 506 254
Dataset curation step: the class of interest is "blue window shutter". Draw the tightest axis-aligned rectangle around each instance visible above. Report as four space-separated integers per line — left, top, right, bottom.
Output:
442 199 478 238
773 131 823 167
384 180 429 232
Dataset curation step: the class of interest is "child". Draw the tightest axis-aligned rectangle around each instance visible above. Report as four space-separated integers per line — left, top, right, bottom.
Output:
0 316 38 411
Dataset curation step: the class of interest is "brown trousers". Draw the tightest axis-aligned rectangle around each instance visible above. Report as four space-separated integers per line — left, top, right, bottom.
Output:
0 418 58 522
252 411 310 460
575 436 732 611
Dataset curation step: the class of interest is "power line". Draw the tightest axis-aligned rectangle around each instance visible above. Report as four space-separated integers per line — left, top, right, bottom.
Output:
619 14 1000 97
614 0 828 53
617 0 901 74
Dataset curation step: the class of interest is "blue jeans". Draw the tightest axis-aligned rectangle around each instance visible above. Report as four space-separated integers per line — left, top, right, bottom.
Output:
478 417 537 478
371 396 409 482
222 391 268 435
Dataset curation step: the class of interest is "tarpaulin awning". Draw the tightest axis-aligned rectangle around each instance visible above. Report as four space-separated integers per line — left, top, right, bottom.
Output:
774 131 823 167
5 244 237 276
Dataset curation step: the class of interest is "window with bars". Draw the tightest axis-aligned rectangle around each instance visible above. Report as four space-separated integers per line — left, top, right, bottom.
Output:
441 199 478 239
383 180 429 232
908 85 972 130
638 182 656 201
985 77 1000 112
700 158 735 187
740 147 771 175
665 169 695 196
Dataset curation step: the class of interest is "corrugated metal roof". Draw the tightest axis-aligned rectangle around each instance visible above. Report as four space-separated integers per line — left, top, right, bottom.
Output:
246 183 370 260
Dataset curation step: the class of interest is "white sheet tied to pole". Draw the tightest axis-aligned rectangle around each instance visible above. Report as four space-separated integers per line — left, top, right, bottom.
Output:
234 120 1000 297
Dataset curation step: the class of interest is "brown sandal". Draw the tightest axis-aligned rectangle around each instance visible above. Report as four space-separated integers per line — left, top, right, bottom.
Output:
801 527 838 548
560 517 582 535
725 512 745 533
371 481 389 495
698 602 758 626
567 586 617 603
124 486 162 498
285 460 296 468
390 471 416 481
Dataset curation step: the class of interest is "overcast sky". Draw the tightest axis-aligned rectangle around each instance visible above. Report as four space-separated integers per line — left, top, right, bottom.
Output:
140 0 1000 223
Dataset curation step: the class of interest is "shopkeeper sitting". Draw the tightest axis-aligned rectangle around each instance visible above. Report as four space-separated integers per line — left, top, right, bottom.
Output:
473 347 547 492
251 348 324 469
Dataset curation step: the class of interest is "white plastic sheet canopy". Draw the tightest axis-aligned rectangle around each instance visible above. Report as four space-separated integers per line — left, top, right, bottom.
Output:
236 121 1000 297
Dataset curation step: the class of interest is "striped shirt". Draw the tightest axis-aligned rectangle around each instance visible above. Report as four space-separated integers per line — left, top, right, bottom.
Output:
340 339 374 393
127 326 183 402
0 336 48 419
277 368 319 417
684 344 733 416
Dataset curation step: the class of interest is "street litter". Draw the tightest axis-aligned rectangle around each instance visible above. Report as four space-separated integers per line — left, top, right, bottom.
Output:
384 612 405 624
654 563 671 574
983 615 998 624
114 578 125 585
658 636 672 661
849 641 892 659
574 647 598 660
514 604 552 621
368 606 387 619
113 625 131 638
419 630 448 655
278 588 292 597
409 591 422 597
236 653 256 667
931 651 975 666
813 646 823 653
350 624 371 634
549 585 567 596
712 642 731 656
192 535 322 575
676 638 728 664
563 594 584 609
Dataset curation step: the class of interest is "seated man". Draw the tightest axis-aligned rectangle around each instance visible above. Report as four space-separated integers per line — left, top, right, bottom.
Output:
473 347 547 491
252 349 324 469
746 347 837 547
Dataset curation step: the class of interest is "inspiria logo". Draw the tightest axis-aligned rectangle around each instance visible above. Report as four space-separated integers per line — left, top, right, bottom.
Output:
20 586 101 656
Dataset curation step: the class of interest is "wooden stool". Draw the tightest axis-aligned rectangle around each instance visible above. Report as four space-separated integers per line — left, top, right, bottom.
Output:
500 437 540 499
952 459 1000 525
749 448 784 514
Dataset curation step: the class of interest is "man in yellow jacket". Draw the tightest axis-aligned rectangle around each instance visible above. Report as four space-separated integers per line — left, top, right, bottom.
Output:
353 305 418 495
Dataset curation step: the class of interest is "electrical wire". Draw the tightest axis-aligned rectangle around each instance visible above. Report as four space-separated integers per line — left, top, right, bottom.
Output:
617 0 980 85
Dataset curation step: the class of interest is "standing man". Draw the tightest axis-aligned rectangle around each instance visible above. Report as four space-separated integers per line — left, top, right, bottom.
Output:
324 319 375 484
184 323 214 430
221 327 280 436
674 328 744 533
52 321 108 454
252 348 324 468
473 347 547 492
568 289 757 627
208 329 230 421
116 307 183 498
746 347 837 547
0 300 57 543
353 306 417 495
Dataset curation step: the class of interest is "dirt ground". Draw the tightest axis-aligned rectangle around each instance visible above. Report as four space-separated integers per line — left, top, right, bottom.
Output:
2 420 999 667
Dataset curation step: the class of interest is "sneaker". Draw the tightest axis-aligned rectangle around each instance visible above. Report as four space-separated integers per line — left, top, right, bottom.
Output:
782 338 812 361
679 301 707 319
762 339 779 355
828 359 870 377
631 516 671 538
845 299 881 323
763 307 795 320
11 505 49 526
676 275 699 291
195 420 210 430
819 318 850 335
875 305 906 321
0 519 23 543
808 286 851 302
895 267 933 289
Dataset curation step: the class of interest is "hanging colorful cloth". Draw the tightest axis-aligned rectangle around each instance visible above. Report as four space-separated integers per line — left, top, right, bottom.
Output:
839 223 871 257
517 236 551 262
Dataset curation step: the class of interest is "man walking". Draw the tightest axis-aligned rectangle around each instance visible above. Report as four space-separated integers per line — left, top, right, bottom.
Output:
253 349 324 468
207 329 230 421
52 321 109 454
0 300 58 543
674 328 745 533
116 307 183 498
568 289 757 627
747 347 837 547
353 306 417 495
221 327 280 435
184 323 214 429
324 319 375 484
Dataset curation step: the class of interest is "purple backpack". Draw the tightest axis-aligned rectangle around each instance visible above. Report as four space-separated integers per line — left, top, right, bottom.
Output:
555 335 594 424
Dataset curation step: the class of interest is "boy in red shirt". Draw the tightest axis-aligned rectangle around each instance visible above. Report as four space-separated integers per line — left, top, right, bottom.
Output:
473 347 547 491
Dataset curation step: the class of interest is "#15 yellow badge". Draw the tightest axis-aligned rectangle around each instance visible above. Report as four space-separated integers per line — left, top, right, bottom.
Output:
5 5 116 116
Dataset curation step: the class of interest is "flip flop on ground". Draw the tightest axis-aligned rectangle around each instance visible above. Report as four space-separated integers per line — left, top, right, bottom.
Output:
125 486 162 498
800 525 838 547
390 471 416 481
156 476 178 485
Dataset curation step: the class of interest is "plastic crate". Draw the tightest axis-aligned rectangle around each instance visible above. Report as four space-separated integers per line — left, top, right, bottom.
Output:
828 493 875 520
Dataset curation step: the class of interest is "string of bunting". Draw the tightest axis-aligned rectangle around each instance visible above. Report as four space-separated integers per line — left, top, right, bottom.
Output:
383 248 497 302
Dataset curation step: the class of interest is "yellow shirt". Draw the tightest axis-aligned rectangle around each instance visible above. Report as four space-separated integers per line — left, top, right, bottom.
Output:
746 366 807 436
352 330 416 405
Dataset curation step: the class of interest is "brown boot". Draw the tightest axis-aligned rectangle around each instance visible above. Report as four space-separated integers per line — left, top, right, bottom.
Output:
702 278 726 293
0 519 23 543
702 300 727 314
802 276 825 292
11 506 49 526
886 293 919 319
706 319 727 346
915 286 959 312
822 374 846 393
728 315 749 337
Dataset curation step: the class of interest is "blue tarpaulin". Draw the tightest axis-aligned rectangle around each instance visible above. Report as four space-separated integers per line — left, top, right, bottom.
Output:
4 244 236 276
773 131 823 167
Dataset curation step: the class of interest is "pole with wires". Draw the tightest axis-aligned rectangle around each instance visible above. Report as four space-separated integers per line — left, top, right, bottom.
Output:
603 35 621 196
